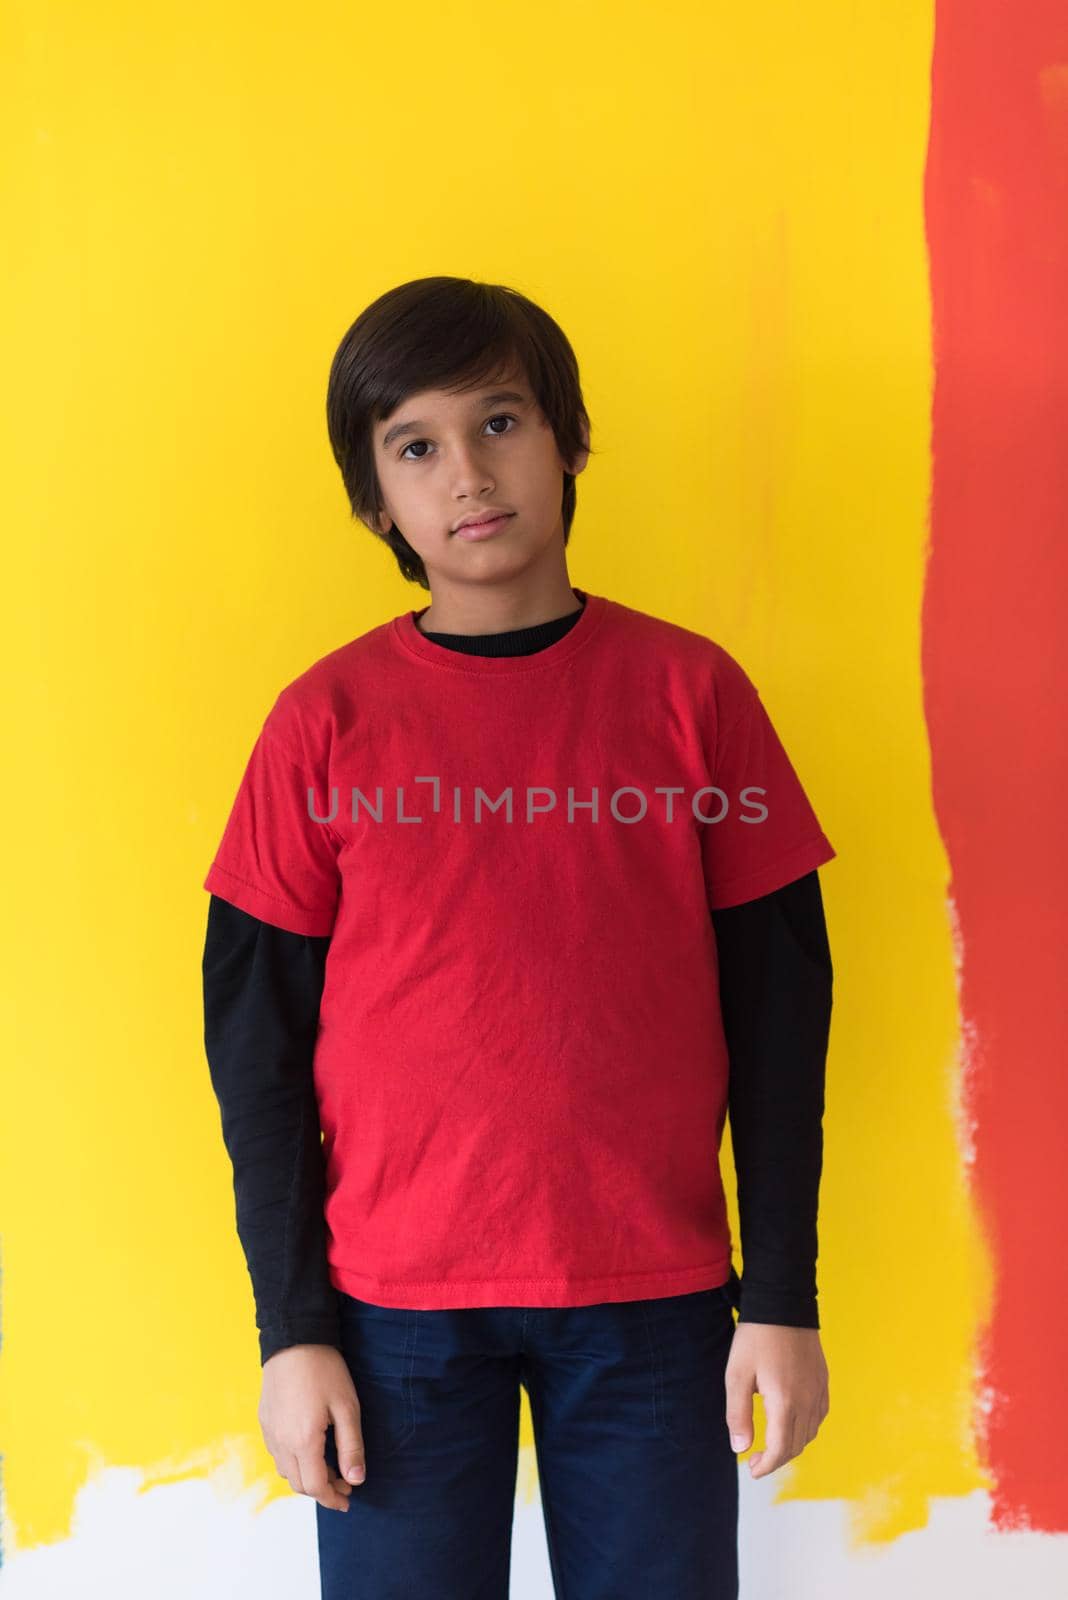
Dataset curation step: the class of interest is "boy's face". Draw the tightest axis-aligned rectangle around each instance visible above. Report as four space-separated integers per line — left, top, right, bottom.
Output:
371 368 589 588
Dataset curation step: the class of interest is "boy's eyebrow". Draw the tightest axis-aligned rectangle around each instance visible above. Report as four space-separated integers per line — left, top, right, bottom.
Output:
380 390 529 450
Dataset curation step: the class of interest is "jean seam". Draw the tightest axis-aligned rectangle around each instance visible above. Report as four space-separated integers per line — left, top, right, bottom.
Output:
396 1309 417 1452
640 1301 671 1442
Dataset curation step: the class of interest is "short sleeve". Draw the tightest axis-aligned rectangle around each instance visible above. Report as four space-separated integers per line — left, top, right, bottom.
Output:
203 717 342 937
701 662 836 911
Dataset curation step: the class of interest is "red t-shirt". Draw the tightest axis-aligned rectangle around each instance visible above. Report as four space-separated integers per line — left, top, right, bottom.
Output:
203 589 835 1308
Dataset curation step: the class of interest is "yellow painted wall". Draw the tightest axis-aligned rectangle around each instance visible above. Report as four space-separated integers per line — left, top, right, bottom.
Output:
1 0 988 1554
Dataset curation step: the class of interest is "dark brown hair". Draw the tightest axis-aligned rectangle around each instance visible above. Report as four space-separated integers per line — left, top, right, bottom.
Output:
325 276 594 590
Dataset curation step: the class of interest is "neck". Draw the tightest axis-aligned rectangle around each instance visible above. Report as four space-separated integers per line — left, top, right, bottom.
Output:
418 574 581 637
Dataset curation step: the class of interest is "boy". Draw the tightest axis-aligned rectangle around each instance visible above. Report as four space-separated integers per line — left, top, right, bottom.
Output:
202 275 834 1600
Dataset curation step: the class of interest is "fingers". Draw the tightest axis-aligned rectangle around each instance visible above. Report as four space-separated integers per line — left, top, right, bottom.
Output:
298 1443 353 1512
746 1401 826 1478
276 1449 304 1497
281 1401 367 1512
274 1443 353 1512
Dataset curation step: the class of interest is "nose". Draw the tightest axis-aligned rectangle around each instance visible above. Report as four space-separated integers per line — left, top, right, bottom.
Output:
448 440 497 494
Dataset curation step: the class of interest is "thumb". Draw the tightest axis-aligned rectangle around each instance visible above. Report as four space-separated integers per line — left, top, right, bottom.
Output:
726 1382 754 1454
332 1398 366 1483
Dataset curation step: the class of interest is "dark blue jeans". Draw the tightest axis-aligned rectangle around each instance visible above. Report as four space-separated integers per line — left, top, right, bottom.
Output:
317 1280 741 1599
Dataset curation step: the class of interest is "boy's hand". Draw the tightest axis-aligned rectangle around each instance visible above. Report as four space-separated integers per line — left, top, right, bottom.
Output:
724 1323 830 1479
258 1344 366 1512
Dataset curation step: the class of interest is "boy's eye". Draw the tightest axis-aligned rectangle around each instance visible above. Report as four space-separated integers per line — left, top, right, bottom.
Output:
399 414 517 462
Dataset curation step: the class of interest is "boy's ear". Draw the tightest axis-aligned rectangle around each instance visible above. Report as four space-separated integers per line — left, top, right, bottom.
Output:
567 425 591 478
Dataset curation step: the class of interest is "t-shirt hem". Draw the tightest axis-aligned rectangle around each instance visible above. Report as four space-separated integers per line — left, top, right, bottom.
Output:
203 861 336 937
706 833 836 910
326 1258 734 1309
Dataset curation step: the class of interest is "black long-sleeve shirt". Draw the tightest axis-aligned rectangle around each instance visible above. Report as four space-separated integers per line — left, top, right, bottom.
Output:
203 598 833 1363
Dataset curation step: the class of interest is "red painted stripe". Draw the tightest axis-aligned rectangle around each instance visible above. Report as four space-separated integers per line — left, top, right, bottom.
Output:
924 2 1068 1530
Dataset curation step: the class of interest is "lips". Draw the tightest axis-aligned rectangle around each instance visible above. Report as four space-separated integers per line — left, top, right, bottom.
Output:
453 513 515 541
453 508 515 532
